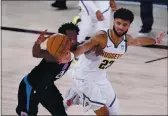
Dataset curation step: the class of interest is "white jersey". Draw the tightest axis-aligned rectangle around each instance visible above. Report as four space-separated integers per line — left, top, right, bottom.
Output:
79 1 110 18
74 29 127 80
77 1 112 43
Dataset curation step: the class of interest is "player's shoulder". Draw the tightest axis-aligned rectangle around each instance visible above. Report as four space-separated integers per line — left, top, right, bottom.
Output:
95 29 108 38
92 29 108 48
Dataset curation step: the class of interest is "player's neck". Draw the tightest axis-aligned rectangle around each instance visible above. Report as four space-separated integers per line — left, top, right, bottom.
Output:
111 30 123 42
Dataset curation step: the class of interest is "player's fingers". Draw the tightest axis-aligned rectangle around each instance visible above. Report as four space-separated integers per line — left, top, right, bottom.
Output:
58 56 66 64
58 59 67 64
160 31 166 38
58 50 71 64
45 35 51 39
40 29 48 36
43 29 48 34
159 31 166 37
38 29 47 38
101 16 104 21
97 16 101 21
57 58 63 64
58 61 63 64
157 31 166 42
65 51 70 57
65 52 71 61
47 35 52 38
97 13 104 21
98 17 104 21
100 14 104 20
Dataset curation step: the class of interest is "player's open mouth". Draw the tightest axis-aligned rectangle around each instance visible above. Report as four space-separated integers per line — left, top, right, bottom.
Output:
117 31 123 35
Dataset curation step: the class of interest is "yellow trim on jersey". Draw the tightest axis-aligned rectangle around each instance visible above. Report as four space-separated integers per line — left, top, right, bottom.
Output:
72 16 80 25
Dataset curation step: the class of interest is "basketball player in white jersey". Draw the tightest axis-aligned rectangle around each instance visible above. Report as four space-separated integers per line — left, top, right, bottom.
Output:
76 0 117 43
59 8 165 115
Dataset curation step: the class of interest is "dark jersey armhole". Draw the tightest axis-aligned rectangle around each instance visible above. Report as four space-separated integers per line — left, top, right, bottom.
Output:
124 35 128 52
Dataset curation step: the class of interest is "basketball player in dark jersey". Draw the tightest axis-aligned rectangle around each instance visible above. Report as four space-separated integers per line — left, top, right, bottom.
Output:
16 22 79 116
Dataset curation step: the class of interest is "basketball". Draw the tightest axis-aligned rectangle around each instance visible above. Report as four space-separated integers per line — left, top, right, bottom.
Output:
47 34 72 58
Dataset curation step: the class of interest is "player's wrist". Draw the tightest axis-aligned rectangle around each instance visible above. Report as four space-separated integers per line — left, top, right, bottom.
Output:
35 39 42 44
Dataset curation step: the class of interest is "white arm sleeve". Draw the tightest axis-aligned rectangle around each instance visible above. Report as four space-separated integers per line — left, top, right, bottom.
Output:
80 1 98 15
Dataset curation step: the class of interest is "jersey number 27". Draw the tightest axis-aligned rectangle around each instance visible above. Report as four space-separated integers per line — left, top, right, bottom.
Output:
98 59 114 69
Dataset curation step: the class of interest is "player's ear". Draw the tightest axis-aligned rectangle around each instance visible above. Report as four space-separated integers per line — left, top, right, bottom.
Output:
65 30 69 35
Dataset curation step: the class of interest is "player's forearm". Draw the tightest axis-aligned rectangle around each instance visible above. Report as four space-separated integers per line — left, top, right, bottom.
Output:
72 45 90 57
72 39 97 57
32 42 56 62
133 37 156 46
32 42 42 58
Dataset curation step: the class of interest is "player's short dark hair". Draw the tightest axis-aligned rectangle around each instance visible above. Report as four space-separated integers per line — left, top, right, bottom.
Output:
58 22 80 35
114 8 134 23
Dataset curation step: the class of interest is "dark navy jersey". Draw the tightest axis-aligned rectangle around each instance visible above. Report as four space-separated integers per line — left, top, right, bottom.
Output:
27 59 72 90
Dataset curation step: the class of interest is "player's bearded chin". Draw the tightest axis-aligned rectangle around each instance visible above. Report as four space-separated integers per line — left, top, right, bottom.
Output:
113 26 128 37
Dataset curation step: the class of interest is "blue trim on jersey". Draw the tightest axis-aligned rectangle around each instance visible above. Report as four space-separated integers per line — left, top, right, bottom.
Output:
109 94 116 107
80 0 89 15
102 7 110 14
23 75 32 112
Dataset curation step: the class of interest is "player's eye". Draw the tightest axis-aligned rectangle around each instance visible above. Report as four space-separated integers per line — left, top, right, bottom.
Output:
123 23 128 27
117 21 121 25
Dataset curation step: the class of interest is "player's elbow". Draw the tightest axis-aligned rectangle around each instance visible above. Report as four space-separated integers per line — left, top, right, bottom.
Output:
32 52 38 58
32 44 41 58
32 50 40 58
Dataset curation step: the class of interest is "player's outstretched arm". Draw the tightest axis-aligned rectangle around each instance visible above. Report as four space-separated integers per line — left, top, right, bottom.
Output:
57 31 107 64
72 31 107 57
127 31 166 46
32 30 56 62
